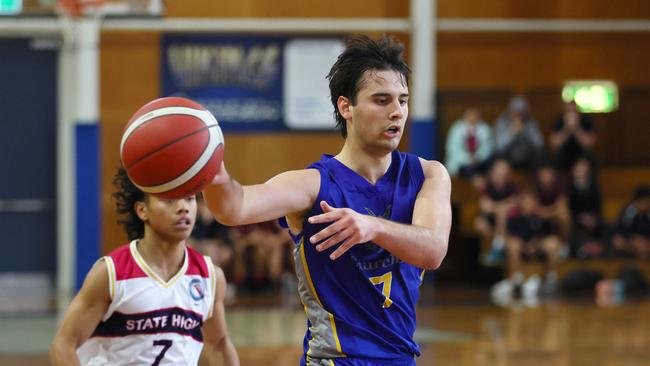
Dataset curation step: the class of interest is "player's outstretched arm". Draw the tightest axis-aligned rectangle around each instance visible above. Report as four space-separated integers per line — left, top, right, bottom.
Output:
204 162 319 227
202 266 240 366
308 160 451 269
50 260 111 366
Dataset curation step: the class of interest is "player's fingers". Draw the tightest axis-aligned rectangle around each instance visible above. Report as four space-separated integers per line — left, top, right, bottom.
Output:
308 210 340 225
315 229 350 252
329 238 354 260
309 221 343 243
320 200 337 212
211 162 229 184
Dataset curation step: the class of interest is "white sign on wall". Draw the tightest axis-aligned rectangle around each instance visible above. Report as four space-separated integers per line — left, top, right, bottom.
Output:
283 39 344 130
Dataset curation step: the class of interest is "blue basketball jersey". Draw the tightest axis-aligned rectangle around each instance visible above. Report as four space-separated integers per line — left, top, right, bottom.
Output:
290 150 426 365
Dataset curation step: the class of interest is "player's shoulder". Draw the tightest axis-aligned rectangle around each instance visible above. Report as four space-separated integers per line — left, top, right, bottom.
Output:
208 262 228 303
77 257 112 302
105 241 150 281
186 246 212 278
211 263 226 283
89 257 110 275
106 242 133 260
417 158 450 180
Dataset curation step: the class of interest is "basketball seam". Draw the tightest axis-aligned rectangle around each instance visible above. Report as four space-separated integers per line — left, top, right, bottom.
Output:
120 107 216 158
124 125 217 182
122 112 201 163
126 111 198 140
159 125 219 189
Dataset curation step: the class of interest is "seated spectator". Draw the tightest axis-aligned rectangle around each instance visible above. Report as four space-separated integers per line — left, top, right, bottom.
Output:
493 95 544 171
568 156 606 258
231 220 293 293
550 100 597 172
474 159 519 265
611 185 650 259
189 195 234 272
445 107 493 183
491 189 563 302
533 162 572 242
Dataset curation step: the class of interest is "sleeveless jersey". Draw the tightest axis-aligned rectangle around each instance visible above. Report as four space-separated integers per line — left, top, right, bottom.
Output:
291 150 426 364
77 241 217 366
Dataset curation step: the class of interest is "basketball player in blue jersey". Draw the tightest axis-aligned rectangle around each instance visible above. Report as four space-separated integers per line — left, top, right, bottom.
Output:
50 168 239 366
204 34 451 365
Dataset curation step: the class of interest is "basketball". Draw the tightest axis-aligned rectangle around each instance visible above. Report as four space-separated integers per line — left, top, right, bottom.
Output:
120 97 224 199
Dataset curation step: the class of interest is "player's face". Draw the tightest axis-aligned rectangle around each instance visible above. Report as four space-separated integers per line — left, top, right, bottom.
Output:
345 69 409 154
139 195 197 242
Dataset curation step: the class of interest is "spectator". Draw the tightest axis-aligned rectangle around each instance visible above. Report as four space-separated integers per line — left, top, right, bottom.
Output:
190 195 235 273
491 189 563 303
231 220 293 293
445 107 493 182
611 185 650 258
474 159 519 265
189 195 236 303
533 162 572 242
493 95 544 171
550 100 597 172
568 156 606 258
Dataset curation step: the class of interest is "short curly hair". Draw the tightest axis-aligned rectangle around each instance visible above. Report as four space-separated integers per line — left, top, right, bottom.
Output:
112 167 147 241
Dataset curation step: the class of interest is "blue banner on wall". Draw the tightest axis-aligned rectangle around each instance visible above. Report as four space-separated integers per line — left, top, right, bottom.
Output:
162 35 287 132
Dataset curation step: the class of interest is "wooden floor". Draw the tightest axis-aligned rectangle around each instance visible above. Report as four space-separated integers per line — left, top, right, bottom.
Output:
2 288 650 366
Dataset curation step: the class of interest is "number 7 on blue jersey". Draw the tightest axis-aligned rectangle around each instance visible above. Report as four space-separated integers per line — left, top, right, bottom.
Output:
369 271 393 308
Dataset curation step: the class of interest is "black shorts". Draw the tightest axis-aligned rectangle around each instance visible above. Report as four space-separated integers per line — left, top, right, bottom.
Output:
507 215 552 242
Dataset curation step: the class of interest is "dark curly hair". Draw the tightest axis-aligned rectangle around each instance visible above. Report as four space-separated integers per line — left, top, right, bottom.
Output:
326 34 410 138
112 167 147 241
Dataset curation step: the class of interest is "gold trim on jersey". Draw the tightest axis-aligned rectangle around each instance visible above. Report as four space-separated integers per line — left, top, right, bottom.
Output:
130 241 188 288
299 240 344 357
205 255 217 318
103 256 116 300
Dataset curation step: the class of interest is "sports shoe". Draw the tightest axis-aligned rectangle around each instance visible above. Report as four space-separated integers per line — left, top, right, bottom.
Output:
522 274 541 300
540 271 559 296
491 278 514 306
481 247 506 266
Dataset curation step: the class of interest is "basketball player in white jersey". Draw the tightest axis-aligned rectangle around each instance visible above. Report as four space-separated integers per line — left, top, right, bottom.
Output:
50 168 239 366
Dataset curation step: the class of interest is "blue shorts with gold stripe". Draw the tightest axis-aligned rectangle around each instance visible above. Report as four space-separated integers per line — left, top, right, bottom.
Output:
301 354 416 366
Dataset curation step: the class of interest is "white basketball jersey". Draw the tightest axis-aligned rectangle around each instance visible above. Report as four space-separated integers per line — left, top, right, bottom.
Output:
77 241 216 366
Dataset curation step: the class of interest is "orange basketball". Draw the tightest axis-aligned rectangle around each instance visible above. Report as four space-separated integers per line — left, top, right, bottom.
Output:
120 97 224 199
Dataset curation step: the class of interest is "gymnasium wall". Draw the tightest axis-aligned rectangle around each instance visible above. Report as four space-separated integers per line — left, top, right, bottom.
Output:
99 1 650 250
165 0 648 19
101 33 346 249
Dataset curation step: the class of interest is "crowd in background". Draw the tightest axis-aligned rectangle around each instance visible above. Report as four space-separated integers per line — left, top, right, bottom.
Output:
189 195 297 305
445 95 650 301
184 95 649 304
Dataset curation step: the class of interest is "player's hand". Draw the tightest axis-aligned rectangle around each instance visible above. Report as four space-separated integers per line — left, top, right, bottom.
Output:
307 201 377 260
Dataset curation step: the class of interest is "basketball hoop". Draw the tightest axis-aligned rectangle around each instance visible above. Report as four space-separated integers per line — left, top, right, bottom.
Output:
58 0 104 18
57 0 105 46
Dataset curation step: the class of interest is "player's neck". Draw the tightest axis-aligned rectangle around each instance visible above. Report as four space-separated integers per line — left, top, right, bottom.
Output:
336 143 392 185
137 234 186 281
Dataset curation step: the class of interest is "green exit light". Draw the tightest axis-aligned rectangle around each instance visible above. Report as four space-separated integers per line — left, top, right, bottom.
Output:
0 0 22 14
562 80 618 113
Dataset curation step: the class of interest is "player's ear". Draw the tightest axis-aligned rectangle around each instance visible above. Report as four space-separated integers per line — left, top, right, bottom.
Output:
134 200 148 221
337 96 352 121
